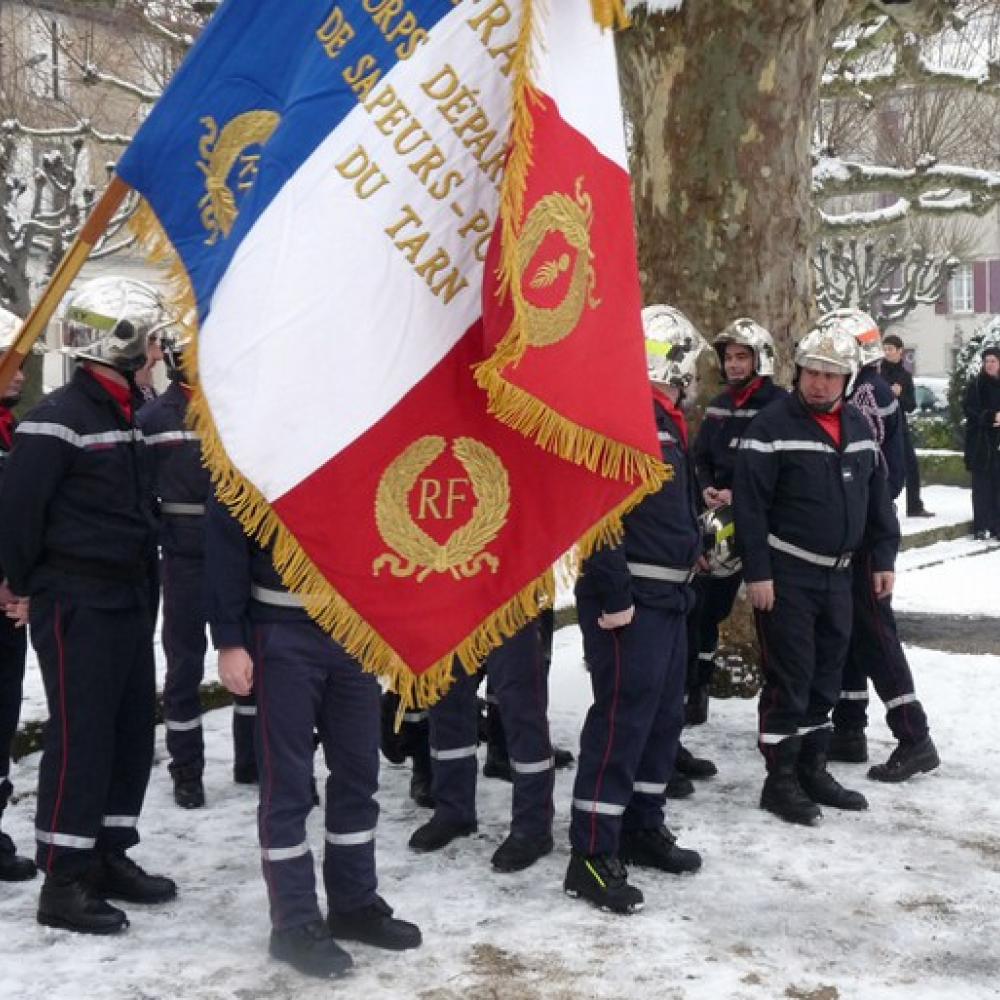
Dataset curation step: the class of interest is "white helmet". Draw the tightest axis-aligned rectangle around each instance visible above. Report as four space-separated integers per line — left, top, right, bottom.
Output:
59 277 169 373
714 318 776 378
641 304 708 389
0 306 20 353
819 308 883 367
699 504 741 578
794 321 861 395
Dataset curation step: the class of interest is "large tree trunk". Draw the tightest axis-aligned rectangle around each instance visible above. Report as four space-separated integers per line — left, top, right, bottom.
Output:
617 1 849 672
618 1 849 376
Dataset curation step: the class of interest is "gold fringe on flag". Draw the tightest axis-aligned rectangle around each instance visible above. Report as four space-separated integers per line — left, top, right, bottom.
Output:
590 0 631 30
475 0 665 538
129 198 558 710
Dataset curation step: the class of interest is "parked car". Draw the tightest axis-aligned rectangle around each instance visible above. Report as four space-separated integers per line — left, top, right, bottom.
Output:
913 376 949 413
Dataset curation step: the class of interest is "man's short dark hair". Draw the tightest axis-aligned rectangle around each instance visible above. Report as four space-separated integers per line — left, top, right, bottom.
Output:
882 334 904 350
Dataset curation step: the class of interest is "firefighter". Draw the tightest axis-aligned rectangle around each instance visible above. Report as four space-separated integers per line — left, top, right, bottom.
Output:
137 330 256 808
830 310 939 782
734 318 899 825
681 319 787 790
206 495 421 979
0 277 176 933
564 304 704 915
0 308 35 882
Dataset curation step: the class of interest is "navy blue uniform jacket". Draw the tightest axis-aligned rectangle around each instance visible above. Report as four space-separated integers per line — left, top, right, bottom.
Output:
0 367 157 609
576 394 701 615
734 392 899 586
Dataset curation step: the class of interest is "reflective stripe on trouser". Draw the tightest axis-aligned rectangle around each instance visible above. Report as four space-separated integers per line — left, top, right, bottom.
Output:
571 596 688 856
253 621 379 930
0 613 27 817
30 597 155 875
429 620 554 838
754 576 852 771
161 554 208 773
834 550 929 743
687 571 743 688
232 696 258 775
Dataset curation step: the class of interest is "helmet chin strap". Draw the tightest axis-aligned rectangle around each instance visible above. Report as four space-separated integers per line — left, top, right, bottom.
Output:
726 373 756 389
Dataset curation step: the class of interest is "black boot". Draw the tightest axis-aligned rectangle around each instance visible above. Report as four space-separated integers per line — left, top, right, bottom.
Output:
491 831 554 873
761 767 823 826
799 731 868 811
665 774 694 799
93 853 177 904
674 744 718 780
328 895 421 951
827 728 868 763
408 814 477 852
563 851 643 914
0 831 36 881
618 826 702 874
798 760 868 811
171 766 205 810
868 736 940 783
269 919 353 978
37 873 128 934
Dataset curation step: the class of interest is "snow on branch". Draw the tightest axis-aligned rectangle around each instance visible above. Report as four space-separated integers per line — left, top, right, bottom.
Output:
1 119 131 147
823 36 1000 101
80 63 160 104
814 154 1000 199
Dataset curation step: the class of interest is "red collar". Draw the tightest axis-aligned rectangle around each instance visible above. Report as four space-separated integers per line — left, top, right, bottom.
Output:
84 365 133 422
730 376 764 410
0 406 14 449
809 406 842 447
652 386 688 446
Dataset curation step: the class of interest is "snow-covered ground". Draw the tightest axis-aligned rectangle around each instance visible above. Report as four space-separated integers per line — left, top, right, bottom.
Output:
898 484 971 537
2 525 999 1000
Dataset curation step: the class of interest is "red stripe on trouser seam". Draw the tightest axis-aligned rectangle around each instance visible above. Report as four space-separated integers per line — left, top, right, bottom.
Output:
589 630 623 855
47 602 70 873
254 630 281 927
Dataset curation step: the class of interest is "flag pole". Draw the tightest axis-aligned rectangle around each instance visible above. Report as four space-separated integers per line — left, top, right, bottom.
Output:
0 175 132 399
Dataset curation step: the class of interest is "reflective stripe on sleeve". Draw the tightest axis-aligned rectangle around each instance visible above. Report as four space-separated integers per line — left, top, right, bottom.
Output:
402 711 428 723
234 704 257 716
17 422 143 449
144 430 200 446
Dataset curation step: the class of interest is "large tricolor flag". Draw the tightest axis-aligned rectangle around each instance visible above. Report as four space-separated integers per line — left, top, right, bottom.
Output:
117 0 663 705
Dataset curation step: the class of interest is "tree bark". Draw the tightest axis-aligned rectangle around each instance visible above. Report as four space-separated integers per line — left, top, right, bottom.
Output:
618 1 849 377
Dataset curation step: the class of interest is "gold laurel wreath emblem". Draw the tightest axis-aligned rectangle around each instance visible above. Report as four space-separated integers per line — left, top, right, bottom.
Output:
196 109 281 245
373 436 511 583
519 176 602 348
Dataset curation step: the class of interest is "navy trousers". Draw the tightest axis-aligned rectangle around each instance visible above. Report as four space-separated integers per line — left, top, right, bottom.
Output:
428 621 554 839
834 551 929 743
252 621 380 931
687 571 742 689
570 596 687 857
161 554 255 775
0 614 27 824
30 597 156 875
755 575 852 768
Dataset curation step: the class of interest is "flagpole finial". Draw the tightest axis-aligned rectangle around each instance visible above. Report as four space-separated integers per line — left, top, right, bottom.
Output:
591 0 630 30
